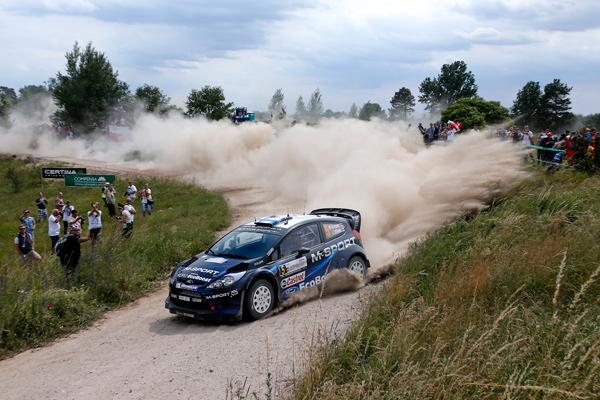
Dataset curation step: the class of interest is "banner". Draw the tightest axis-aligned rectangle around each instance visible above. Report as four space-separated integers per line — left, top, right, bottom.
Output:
41 167 87 179
64 174 115 188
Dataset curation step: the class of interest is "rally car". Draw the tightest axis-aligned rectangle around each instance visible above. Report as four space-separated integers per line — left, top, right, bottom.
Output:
165 208 369 321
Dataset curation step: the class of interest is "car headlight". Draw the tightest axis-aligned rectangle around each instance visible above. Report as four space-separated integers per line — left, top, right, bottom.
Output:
207 272 245 289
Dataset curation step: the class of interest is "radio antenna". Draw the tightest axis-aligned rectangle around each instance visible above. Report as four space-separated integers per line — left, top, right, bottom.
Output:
303 190 307 215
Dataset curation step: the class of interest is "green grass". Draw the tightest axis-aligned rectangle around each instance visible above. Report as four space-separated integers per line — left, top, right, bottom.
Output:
0 155 231 359
293 166 600 399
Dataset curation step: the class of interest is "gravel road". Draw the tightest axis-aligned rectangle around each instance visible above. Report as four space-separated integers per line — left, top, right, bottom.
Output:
0 157 379 400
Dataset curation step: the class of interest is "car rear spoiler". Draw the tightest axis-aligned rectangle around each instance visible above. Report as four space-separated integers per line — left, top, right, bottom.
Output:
309 208 362 232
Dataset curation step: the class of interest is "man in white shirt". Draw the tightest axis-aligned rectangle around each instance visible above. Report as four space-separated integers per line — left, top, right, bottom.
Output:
126 181 137 201
117 204 133 238
87 202 102 243
124 197 136 223
48 209 61 252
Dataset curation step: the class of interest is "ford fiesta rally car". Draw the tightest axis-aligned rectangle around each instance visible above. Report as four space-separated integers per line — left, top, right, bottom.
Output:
165 208 369 321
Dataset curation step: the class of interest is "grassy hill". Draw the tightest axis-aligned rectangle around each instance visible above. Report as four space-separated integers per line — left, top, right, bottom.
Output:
0 155 231 359
294 167 600 399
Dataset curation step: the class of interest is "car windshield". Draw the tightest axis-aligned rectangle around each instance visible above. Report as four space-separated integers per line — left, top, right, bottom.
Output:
208 228 281 260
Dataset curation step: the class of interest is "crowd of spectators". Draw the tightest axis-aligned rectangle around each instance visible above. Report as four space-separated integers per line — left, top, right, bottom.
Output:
14 180 154 286
415 120 598 170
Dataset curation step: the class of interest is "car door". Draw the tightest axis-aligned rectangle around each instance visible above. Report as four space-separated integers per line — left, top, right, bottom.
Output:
268 223 325 298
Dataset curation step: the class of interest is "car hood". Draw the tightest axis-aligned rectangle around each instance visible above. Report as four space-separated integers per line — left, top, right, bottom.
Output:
174 253 252 285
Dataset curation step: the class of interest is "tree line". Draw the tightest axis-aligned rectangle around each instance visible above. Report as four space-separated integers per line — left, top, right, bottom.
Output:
1 41 598 134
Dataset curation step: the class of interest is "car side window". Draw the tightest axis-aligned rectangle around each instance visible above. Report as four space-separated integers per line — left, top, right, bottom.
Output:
279 224 322 258
321 221 347 242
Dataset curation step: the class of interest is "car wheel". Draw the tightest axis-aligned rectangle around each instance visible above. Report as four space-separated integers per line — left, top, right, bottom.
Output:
347 256 366 280
245 279 274 320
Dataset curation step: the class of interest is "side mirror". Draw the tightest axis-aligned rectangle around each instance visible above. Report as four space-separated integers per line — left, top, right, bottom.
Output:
296 247 310 256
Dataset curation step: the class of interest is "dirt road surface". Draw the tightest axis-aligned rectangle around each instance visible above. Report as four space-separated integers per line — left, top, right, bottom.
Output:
0 157 381 400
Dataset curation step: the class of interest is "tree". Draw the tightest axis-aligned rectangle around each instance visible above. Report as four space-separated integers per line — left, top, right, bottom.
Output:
0 86 18 106
441 97 509 130
389 87 415 120
540 79 574 131
16 85 52 121
307 88 324 122
418 60 478 114
349 103 358 118
322 109 346 119
295 95 307 121
0 92 11 128
511 81 542 129
358 101 386 121
135 84 171 114
268 88 285 119
185 85 233 120
49 41 131 133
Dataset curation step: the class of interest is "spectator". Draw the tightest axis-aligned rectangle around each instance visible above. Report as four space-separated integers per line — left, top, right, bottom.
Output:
117 203 133 238
48 209 61 253
470 125 480 133
124 197 137 224
126 180 137 201
68 209 85 231
87 202 102 244
20 210 36 242
35 191 48 222
141 183 153 217
59 226 89 287
62 200 74 235
55 192 65 214
104 183 117 217
15 224 41 262
101 183 108 204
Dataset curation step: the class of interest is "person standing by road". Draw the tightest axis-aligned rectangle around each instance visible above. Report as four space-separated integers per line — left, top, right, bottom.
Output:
48 209 61 252
87 202 102 244
117 203 133 238
15 224 42 262
55 192 65 214
62 200 75 235
104 183 117 218
20 210 36 242
141 183 153 217
60 226 89 287
124 197 136 224
126 180 137 202
35 192 48 222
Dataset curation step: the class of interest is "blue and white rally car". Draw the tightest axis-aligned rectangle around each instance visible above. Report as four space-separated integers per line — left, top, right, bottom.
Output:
165 208 369 321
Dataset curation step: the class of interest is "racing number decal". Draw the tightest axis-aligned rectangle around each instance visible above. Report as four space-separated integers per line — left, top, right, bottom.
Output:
324 225 331 238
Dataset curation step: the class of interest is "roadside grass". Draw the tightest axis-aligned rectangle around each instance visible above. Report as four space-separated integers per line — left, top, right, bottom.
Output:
0 155 231 359
293 166 600 399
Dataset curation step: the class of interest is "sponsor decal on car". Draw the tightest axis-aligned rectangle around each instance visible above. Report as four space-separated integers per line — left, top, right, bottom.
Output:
175 282 199 290
282 287 299 297
183 267 220 275
311 238 356 262
281 271 306 289
205 290 239 300
278 257 307 277
299 274 325 289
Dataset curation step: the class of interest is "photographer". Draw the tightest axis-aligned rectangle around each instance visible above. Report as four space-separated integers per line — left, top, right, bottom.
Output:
116 203 133 238
87 202 102 243
67 209 85 232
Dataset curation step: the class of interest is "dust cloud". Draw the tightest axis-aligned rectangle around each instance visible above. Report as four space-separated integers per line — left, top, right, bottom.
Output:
1 114 528 273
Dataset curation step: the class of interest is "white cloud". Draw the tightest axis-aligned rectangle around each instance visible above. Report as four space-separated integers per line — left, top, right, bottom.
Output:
0 0 598 115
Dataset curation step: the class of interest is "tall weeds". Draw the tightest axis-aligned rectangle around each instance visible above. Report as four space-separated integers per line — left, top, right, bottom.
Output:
294 167 600 399
0 156 230 358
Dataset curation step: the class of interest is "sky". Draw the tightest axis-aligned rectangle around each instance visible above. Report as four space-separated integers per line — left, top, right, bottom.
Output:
1 0 599 117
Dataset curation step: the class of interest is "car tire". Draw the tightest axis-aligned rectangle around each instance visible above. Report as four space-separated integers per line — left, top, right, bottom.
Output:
347 256 367 280
245 279 275 320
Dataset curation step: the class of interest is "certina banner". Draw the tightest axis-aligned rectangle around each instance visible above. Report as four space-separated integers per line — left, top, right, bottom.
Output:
41 167 86 179
64 174 116 188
